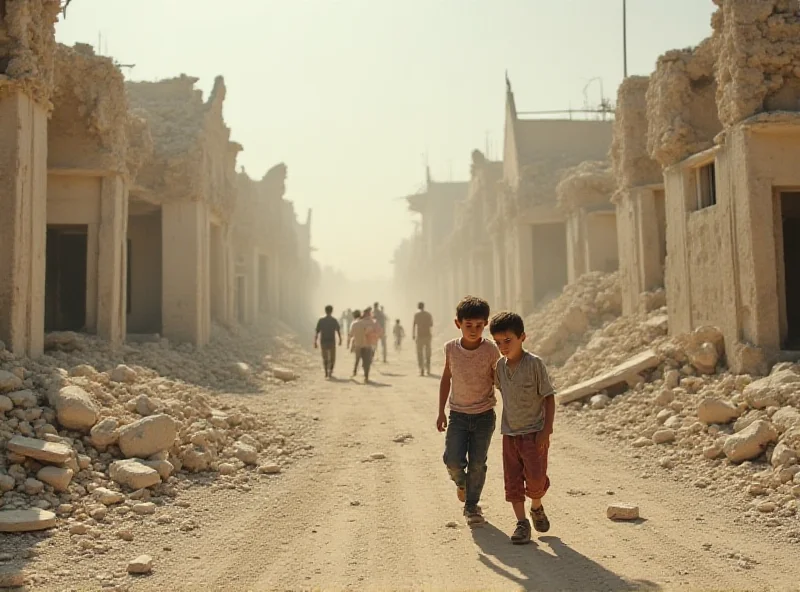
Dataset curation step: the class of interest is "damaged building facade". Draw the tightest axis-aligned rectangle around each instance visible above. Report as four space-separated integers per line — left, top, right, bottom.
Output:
0 1 315 356
397 1 800 376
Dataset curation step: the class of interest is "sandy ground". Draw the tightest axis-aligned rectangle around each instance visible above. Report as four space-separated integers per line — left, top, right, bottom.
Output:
26 340 800 592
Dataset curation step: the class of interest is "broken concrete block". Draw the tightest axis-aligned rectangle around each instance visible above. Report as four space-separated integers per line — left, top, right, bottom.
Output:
722 420 778 463
607 504 639 521
556 350 660 405
0 509 57 532
109 459 161 490
36 466 74 492
7 435 72 464
50 385 99 431
118 414 176 458
697 398 740 425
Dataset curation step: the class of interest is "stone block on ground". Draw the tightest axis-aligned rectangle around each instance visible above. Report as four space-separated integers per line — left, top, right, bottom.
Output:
109 459 161 490
49 385 98 431
607 504 639 521
273 368 297 382
127 555 153 574
697 398 740 425
118 414 176 458
722 420 778 463
7 435 72 464
743 370 800 409
36 466 73 492
0 509 57 532
111 364 138 383
94 487 125 505
556 350 660 405
90 417 119 448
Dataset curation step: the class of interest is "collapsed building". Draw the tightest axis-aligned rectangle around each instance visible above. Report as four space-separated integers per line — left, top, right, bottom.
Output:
0 2 316 356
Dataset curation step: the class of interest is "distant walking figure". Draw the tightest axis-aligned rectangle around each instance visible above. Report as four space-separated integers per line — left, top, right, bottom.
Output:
413 301 434 376
349 308 378 383
314 305 342 379
374 302 388 363
340 308 352 336
393 319 406 350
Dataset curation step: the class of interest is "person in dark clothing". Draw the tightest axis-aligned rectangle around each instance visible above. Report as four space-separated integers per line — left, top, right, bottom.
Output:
373 301 388 363
314 305 342 378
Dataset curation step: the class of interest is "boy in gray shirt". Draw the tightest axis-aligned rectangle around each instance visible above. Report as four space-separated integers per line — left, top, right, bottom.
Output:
489 311 556 545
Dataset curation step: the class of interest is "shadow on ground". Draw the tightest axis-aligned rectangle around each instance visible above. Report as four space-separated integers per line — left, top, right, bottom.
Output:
471 525 661 591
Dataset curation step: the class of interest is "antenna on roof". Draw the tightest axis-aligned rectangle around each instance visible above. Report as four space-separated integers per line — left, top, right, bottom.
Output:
505 70 511 93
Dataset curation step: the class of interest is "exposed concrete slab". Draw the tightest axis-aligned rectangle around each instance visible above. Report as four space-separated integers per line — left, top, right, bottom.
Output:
7 435 72 464
0 509 57 532
556 350 660 405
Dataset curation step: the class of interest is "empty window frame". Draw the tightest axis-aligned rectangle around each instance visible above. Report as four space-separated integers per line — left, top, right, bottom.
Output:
695 161 717 210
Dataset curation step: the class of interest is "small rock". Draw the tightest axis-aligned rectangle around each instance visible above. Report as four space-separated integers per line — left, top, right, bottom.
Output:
49 385 98 431
0 395 12 412
272 368 296 382
258 463 281 475
218 463 236 476
118 414 176 459
89 506 107 520
118 530 134 541
0 567 25 588
723 420 778 463
0 475 15 492
7 435 71 463
590 394 611 410
230 362 251 378
350 500 361 506
69 523 89 535
110 364 137 384
703 445 724 460
607 504 639 521
0 370 23 393
24 478 44 495
445 521 459 528
132 502 156 515
652 429 676 445
94 487 125 505
757 501 777 513
90 418 119 448
370 452 387 460
127 555 153 575
771 441 798 468
392 433 413 443
36 466 73 492
697 398 740 425
687 342 718 375
632 437 653 448
233 443 258 465
109 459 161 490
654 389 674 406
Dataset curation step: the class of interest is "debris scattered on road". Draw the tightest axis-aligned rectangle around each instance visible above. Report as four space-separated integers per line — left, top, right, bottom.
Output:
606 504 640 521
127 555 153 575
393 433 413 443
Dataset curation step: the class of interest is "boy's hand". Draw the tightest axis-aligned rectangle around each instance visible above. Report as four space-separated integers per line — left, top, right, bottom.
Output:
436 412 447 432
535 431 550 448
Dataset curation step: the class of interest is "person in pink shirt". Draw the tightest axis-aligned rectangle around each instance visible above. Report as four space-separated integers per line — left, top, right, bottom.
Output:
436 296 500 526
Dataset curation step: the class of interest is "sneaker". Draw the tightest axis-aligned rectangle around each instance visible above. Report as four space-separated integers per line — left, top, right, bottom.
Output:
530 506 550 533
464 505 485 527
456 486 466 503
510 519 532 545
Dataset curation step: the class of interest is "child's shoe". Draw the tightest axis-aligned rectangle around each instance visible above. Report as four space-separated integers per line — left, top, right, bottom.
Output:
464 505 485 527
530 506 550 533
510 519 532 544
456 486 466 503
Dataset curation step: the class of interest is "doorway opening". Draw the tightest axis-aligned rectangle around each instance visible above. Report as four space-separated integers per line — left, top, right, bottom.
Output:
532 222 568 304
781 192 800 348
45 225 88 332
258 255 269 313
210 223 224 322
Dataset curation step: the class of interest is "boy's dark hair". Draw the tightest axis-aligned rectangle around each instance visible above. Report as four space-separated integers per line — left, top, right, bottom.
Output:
324 305 333 314
489 311 525 337
455 296 490 322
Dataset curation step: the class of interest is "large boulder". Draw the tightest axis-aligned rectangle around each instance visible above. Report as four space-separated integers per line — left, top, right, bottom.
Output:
49 385 98 431
697 398 740 425
118 414 176 459
743 370 800 409
722 420 778 463
109 459 161 489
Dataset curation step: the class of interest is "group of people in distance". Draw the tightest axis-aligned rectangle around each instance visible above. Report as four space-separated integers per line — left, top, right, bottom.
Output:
314 301 396 383
438 295 555 544
316 295 554 545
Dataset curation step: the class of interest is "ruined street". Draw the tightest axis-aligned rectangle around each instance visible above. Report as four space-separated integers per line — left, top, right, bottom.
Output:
16 339 793 592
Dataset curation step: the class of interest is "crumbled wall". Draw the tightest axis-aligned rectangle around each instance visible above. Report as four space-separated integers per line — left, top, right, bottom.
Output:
0 0 60 105
556 160 614 213
233 163 292 255
646 39 723 167
610 76 662 192
714 0 800 127
126 75 240 220
48 43 132 172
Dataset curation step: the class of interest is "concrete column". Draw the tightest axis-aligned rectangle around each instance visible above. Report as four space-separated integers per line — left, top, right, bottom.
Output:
85 222 99 333
516 224 535 314
162 201 210 346
0 92 47 357
566 212 585 284
246 250 259 324
96 175 128 345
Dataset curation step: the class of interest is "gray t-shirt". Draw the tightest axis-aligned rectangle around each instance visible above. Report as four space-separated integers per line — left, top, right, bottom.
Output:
495 351 555 436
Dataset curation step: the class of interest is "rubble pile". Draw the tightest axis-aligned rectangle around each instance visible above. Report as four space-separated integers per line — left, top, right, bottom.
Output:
524 271 625 366
0 323 312 539
543 276 800 534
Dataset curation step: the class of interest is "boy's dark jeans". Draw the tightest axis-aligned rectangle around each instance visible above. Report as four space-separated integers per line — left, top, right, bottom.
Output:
442 408 496 507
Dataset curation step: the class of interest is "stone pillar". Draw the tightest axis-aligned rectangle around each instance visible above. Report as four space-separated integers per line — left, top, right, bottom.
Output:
516 224 535 314
0 92 47 357
161 201 209 346
96 175 128 345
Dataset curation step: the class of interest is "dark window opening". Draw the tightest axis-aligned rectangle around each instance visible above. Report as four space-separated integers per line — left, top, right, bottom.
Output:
781 192 800 349
695 162 717 210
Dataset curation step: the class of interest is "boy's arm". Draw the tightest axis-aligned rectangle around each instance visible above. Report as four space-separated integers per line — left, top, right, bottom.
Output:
436 351 451 432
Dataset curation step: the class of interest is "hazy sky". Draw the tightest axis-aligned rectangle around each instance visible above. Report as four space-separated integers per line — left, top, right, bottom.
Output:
55 0 716 281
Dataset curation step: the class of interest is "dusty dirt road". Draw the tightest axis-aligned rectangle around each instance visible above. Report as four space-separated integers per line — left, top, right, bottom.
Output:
41 341 799 591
